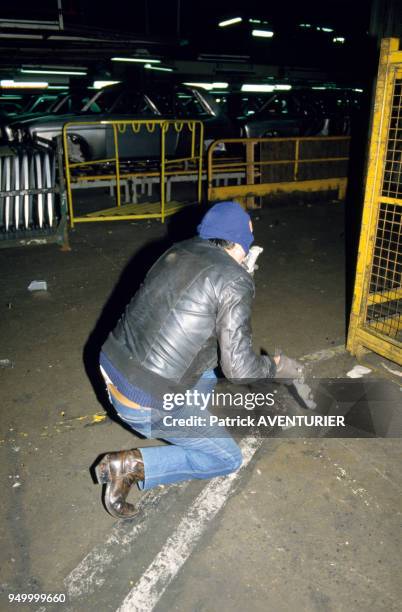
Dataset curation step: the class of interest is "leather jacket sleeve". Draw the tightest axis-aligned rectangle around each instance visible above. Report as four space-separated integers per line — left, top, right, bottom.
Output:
216 273 275 381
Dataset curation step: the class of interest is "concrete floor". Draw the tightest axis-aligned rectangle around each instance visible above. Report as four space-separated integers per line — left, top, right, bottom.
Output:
0 196 401 612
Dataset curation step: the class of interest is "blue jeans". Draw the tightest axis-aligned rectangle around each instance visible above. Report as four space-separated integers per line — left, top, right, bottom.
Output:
104 370 243 490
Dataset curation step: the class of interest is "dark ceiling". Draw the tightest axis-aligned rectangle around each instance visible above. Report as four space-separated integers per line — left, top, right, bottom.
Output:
0 0 399 88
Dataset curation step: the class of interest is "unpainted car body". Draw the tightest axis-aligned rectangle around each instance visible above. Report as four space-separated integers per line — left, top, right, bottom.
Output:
1 84 235 162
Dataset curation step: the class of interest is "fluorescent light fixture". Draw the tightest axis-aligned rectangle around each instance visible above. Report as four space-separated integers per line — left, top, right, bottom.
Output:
241 84 275 92
23 64 87 71
183 82 228 90
144 64 173 72
252 29 274 38
184 83 213 90
312 86 327 90
0 33 43 39
21 68 87 75
299 23 312 28
0 18 59 30
333 37 345 43
274 84 292 90
249 19 261 24
0 80 48 88
353 88 363 92
93 80 121 89
321 27 334 32
198 53 250 62
218 17 242 27
47 85 69 89
111 57 160 63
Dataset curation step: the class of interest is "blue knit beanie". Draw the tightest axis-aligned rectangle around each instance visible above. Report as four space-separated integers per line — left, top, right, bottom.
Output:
197 201 253 254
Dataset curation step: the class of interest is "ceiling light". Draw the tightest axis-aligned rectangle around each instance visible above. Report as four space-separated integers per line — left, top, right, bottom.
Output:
21 68 87 76
1 80 48 88
274 84 292 90
333 37 345 43
47 85 69 89
23 64 87 71
0 33 43 39
218 17 242 27
144 64 173 72
353 88 363 92
321 27 334 32
241 84 275 92
252 29 274 38
299 24 312 28
183 82 228 90
111 57 160 63
184 82 213 90
93 80 121 89
0 18 59 30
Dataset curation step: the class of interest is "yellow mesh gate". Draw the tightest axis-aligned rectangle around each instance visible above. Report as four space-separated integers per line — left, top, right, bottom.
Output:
347 38 402 364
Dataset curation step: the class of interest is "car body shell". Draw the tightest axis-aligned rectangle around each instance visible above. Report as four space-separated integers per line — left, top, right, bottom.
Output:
1 84 236 161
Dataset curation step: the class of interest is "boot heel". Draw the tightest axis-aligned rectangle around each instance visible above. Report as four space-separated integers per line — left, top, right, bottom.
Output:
95 456 111 484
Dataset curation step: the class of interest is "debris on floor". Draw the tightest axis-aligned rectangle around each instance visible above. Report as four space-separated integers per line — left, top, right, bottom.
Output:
28 280 48 292
0 359 14 368
346 365 372 378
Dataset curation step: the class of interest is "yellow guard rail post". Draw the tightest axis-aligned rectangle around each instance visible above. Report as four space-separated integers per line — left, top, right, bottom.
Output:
347 38 402 365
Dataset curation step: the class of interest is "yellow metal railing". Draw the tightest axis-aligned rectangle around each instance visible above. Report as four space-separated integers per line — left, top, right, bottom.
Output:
207 136 350 207
347 38 402 365
62 119 204 227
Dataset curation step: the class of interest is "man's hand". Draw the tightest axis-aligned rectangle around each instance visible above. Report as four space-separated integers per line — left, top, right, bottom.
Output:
274 353 304 380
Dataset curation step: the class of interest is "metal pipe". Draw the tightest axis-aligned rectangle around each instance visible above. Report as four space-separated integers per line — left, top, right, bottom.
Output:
197 122 204 204
112 124 121 208
14 155 20 229
5 157 11 231
63 126 75 228
22 154 29 228
44 152 54 226
161 122 167 222
35 153 44 228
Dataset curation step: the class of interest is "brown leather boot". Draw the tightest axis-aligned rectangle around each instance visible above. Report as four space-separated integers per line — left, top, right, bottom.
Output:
95 449 144 519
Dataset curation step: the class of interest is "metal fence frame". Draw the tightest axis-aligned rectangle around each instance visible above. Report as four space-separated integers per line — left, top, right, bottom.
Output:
347 38 402 365
207 136 350 208
63 119 204 227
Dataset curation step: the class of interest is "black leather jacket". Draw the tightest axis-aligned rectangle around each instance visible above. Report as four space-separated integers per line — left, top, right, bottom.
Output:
102 237 275 399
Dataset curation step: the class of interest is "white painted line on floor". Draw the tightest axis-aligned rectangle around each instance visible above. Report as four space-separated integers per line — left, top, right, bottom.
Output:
115 345 342 611
64 482 187 598
115 436 262 612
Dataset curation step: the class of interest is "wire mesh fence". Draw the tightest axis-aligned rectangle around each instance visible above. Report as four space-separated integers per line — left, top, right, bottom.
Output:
348 38 402 363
